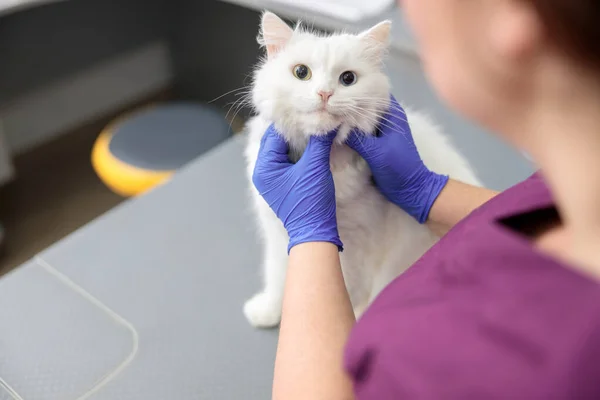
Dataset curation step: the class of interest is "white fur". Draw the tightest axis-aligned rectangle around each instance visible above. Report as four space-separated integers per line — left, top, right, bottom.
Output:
243 12 481 328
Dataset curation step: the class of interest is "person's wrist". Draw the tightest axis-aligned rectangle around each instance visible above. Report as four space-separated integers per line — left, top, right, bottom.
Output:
287 224 343 254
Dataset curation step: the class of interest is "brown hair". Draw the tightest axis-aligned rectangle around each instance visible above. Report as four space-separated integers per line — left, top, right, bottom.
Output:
528 0 600 68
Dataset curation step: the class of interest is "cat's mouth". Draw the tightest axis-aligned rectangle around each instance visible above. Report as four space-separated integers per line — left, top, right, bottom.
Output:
309 106 339 117
309 109 343 124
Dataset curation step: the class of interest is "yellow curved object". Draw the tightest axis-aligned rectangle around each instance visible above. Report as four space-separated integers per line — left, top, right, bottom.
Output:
91 126 174 197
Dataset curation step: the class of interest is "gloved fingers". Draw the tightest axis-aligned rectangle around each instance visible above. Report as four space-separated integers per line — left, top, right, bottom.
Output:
388 95 404 112
310 127 339 144
388 95 407 119
301 128 339 163
346 129 375 157
258 124 291 165
378 95 409 136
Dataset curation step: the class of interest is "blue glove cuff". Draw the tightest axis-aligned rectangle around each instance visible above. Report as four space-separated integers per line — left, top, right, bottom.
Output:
288 232 344 254
416 172 449 224
396 169 449 224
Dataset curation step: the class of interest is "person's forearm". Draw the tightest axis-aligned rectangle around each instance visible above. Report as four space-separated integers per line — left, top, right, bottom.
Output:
427 178 498 236
272 242 355 400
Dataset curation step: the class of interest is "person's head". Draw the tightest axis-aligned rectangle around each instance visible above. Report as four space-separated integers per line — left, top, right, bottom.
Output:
401 0 600 147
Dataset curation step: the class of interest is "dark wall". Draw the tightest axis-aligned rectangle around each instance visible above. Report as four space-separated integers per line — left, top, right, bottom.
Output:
0 0 288 137
0 0 269 111
168 0 264 116
0 0 168 103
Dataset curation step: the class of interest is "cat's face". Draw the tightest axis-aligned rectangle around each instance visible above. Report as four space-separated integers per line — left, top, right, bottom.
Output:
252 12 392 144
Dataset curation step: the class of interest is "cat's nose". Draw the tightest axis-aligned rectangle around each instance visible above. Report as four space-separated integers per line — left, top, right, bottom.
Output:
318 90 334 103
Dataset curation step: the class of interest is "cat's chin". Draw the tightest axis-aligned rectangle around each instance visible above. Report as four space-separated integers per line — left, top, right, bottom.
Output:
301 111 341 133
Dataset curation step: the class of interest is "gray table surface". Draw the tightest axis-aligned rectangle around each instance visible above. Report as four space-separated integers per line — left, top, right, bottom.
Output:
1 136 276 399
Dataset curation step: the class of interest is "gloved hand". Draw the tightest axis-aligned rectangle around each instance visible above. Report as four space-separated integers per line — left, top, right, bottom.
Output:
253 125 343 253
346 96 449 223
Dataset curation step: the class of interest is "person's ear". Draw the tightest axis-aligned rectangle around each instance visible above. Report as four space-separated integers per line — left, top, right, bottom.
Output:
488 0 542 62
258 11 294 59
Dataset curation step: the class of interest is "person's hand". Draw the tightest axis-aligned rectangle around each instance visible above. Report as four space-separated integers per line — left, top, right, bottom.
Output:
346 95 449 223
253 125 343 252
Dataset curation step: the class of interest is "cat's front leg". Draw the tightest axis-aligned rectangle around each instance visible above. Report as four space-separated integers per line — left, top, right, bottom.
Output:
244 199 289 328
338 250 373 321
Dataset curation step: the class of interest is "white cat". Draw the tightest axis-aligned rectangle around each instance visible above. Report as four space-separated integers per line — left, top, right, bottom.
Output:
243 12 481 328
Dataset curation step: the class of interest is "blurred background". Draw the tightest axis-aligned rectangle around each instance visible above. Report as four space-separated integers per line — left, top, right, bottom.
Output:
0 0 533 276
0 0 265 273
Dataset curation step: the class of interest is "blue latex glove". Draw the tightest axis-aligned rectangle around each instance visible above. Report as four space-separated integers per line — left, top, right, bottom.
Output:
346 96 449 223
253 125 343 253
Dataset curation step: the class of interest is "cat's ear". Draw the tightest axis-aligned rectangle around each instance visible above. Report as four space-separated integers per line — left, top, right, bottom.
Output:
360 20 392 45
258 11 294 59
359 20 392 60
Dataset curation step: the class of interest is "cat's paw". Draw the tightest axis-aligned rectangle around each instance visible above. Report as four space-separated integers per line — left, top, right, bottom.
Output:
244 292 281 328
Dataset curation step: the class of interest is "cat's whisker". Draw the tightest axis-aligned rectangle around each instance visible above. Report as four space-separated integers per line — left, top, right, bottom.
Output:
344 97 409 112
346 102 410 119
344 114 371 147
345 112 380 129
224 95 250 109
378 115 410 130
231 98 252 115
342 105 409 131
344 112 399 134
208 87 252 104
341 106 382 123
221 97 253 121
348 106 410 127
226 90 256 129
225 95 252 125
350 114 407 135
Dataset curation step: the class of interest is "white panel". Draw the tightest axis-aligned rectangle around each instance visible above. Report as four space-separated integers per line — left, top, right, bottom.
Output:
268 0 394 22
0 0 66 17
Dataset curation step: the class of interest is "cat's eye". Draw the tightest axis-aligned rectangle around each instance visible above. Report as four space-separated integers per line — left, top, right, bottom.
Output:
339 71 357 86
293 64 312 81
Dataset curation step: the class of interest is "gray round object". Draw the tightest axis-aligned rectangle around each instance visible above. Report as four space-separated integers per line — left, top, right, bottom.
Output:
109 102 231 171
